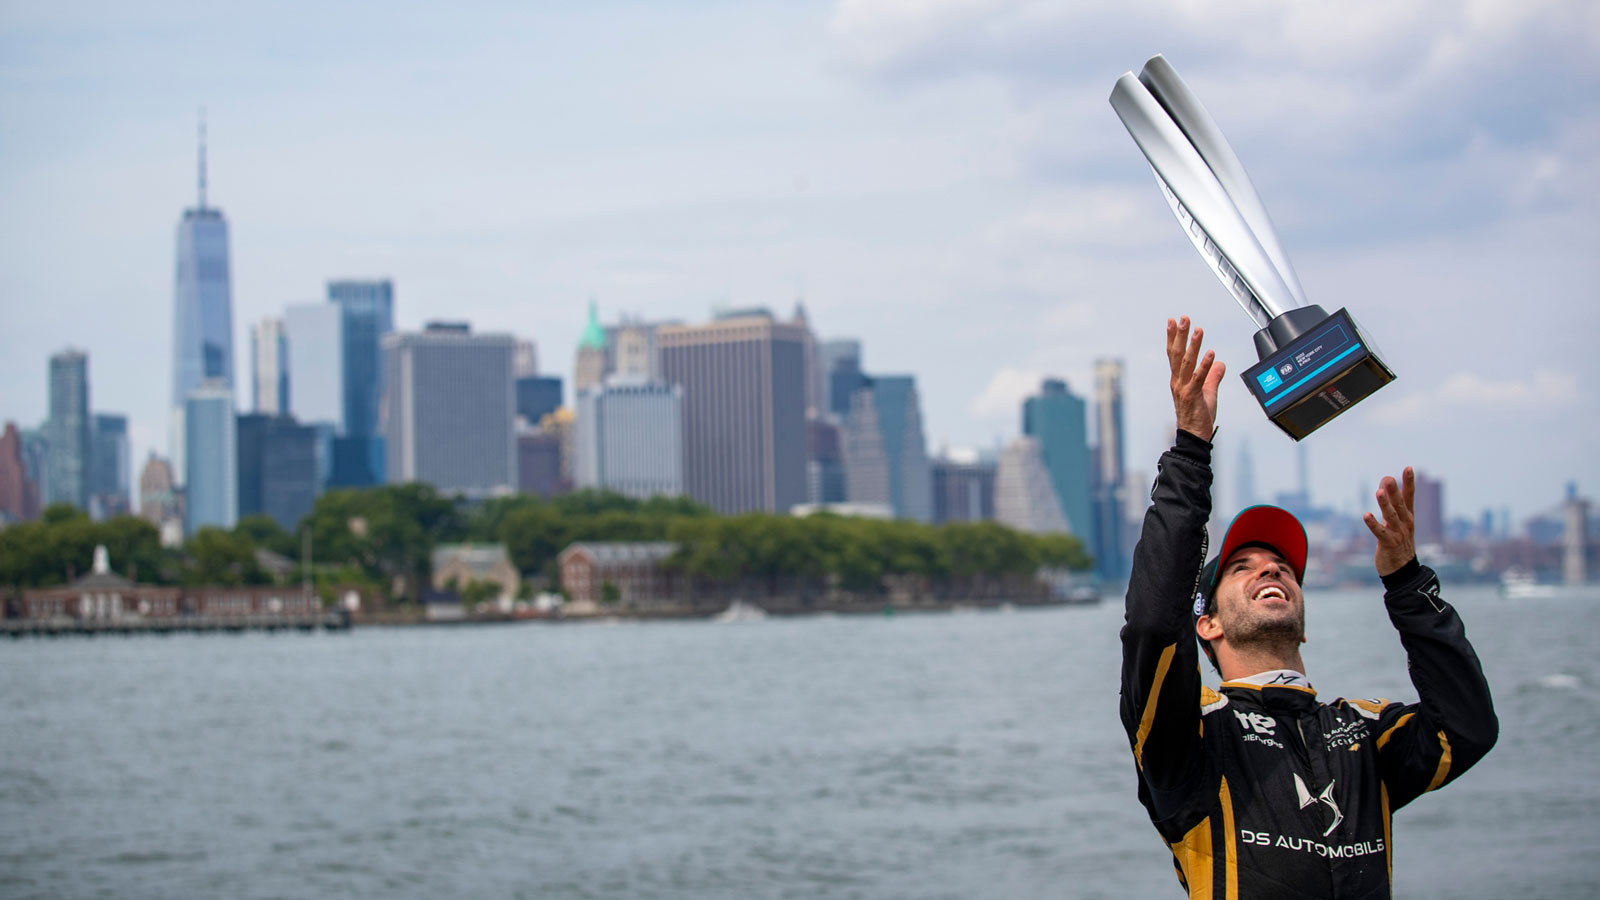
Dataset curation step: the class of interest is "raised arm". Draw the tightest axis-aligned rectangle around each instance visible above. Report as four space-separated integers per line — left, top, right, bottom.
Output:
1119 318 1226 815
1362 468 1499 808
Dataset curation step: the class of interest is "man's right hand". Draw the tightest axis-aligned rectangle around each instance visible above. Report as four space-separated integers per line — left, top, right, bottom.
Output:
1167 316 1225 442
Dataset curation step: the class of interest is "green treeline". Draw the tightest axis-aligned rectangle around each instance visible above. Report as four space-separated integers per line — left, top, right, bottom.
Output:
1 486 1092 597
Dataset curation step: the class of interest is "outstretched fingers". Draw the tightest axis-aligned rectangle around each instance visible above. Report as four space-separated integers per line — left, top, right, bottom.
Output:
1367 469 1420 576
1167 317 1190 380
1202 352 1227 402
1181 326 1205 384
1166 316 1221 440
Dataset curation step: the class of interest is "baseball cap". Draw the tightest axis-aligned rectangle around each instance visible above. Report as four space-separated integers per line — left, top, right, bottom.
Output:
1192 505 1308 664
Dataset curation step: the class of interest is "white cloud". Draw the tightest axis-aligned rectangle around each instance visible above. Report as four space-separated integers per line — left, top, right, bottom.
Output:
828 0 1600 236
1369 369 1580 423
983 186 1170 250
970 366 1047 420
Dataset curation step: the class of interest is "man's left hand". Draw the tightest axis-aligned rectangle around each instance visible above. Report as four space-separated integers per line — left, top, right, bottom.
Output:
1363 467 1417 577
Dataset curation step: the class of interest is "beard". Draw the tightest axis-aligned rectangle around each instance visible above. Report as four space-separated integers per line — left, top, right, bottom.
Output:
1221 602 1305 648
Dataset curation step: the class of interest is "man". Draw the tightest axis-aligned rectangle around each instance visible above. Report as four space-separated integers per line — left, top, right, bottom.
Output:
1119 317 1497 898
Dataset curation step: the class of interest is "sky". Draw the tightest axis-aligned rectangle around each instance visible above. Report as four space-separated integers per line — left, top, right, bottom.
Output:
2 0 1597 525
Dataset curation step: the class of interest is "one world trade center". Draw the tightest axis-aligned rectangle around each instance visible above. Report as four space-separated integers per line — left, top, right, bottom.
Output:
170 113 234 485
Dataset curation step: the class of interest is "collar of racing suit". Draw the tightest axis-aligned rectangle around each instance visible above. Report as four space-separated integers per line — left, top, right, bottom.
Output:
1220 669 1319 713
1232 669 1312 690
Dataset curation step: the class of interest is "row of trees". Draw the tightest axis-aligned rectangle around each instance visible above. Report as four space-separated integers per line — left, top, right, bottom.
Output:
1 486 1091 599
661 515 1089 591
0 505 281 589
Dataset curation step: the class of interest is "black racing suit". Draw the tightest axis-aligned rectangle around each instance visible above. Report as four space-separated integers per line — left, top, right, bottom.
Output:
1119 431 1498 899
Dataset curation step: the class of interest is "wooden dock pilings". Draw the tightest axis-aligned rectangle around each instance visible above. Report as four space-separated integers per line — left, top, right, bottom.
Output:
2 611 351 638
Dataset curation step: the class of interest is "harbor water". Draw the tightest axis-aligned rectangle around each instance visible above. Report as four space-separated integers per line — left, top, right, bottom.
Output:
3 585 1598 898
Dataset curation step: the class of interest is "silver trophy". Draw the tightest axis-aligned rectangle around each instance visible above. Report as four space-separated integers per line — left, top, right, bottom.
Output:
1110 54 1394 440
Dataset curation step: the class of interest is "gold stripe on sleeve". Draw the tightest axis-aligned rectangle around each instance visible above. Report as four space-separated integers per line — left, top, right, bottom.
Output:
1170 816 1213 900
1134 643 1177 770
1426 730 1453 791
1376 712 1415 750
1381 783 1393 886
1219 776 1238 899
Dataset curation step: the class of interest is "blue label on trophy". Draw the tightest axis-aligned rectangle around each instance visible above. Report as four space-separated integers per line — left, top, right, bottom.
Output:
1239 308 1396 440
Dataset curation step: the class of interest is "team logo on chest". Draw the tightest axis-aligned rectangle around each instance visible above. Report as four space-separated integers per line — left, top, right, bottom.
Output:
1295 773 1344 836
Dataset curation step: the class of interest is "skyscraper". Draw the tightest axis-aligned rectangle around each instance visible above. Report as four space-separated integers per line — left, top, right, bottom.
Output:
251 317 288 415
994 436 1068 535
1023 378 1092 539
513 340 539 378
1414 471 1445 546
184 380 237 535
171 115 234 485
138 453 180 528
236 414 318 531
820 339 864 422
284 302 344 432
327 279 394 486
516 376 563 425
931 452 996 525
843 375 932 522
0 422 41 522
1092 359 1128 579
598 315 682 382
517 429 565 498
806 420 847 505
657 312 808 514
574 377 684 500
574 300 607 395
20 429 49 507
610 323 655 379
381 323 516 496
46 349 91 510
790 303 823 420
89 413 131 519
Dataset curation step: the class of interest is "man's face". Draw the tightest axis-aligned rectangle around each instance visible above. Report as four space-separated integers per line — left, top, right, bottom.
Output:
1211 545 1305 647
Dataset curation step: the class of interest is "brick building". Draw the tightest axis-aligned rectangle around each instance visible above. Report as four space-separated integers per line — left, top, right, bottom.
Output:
557 542 679 607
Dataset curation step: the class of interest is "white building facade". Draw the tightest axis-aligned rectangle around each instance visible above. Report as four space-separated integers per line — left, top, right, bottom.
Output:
574 376 683 500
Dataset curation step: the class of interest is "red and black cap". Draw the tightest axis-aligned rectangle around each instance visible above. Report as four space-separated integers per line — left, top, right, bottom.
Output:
1193 505 1309 664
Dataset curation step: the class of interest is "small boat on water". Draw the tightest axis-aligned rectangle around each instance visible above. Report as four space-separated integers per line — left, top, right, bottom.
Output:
1499 569 1591 600
1060 584 1103 605
712 599 768 623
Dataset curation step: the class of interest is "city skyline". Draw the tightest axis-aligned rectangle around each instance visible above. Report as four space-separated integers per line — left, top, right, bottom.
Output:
2 1 1596 524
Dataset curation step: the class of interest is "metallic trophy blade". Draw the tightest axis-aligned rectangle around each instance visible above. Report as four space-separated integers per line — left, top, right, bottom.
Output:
1137 54 1309 310
1109 54 1396 440
1109 72 1298 329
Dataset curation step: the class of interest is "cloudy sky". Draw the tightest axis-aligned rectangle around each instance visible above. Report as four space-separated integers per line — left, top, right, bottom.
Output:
2 0 1596 524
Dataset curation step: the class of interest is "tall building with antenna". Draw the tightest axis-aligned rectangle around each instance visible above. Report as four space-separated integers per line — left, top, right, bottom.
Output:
170 112 235 485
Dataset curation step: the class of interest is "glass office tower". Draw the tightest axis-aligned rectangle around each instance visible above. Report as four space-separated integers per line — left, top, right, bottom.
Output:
170 117 234 484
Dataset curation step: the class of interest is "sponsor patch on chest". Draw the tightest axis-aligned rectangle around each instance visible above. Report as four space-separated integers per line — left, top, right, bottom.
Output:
1324 719 1371 750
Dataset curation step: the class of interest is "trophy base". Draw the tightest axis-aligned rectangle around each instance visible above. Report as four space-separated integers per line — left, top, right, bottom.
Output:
1241 307 1395 441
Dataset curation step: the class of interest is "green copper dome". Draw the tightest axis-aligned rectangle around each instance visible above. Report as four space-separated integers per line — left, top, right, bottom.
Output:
579 298 605 349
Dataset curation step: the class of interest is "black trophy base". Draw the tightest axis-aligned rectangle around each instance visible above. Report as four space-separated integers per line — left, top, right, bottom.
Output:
1240 307 1395 441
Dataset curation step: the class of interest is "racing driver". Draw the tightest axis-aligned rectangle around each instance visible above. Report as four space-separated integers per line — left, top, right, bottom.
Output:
1119 317 1498 898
